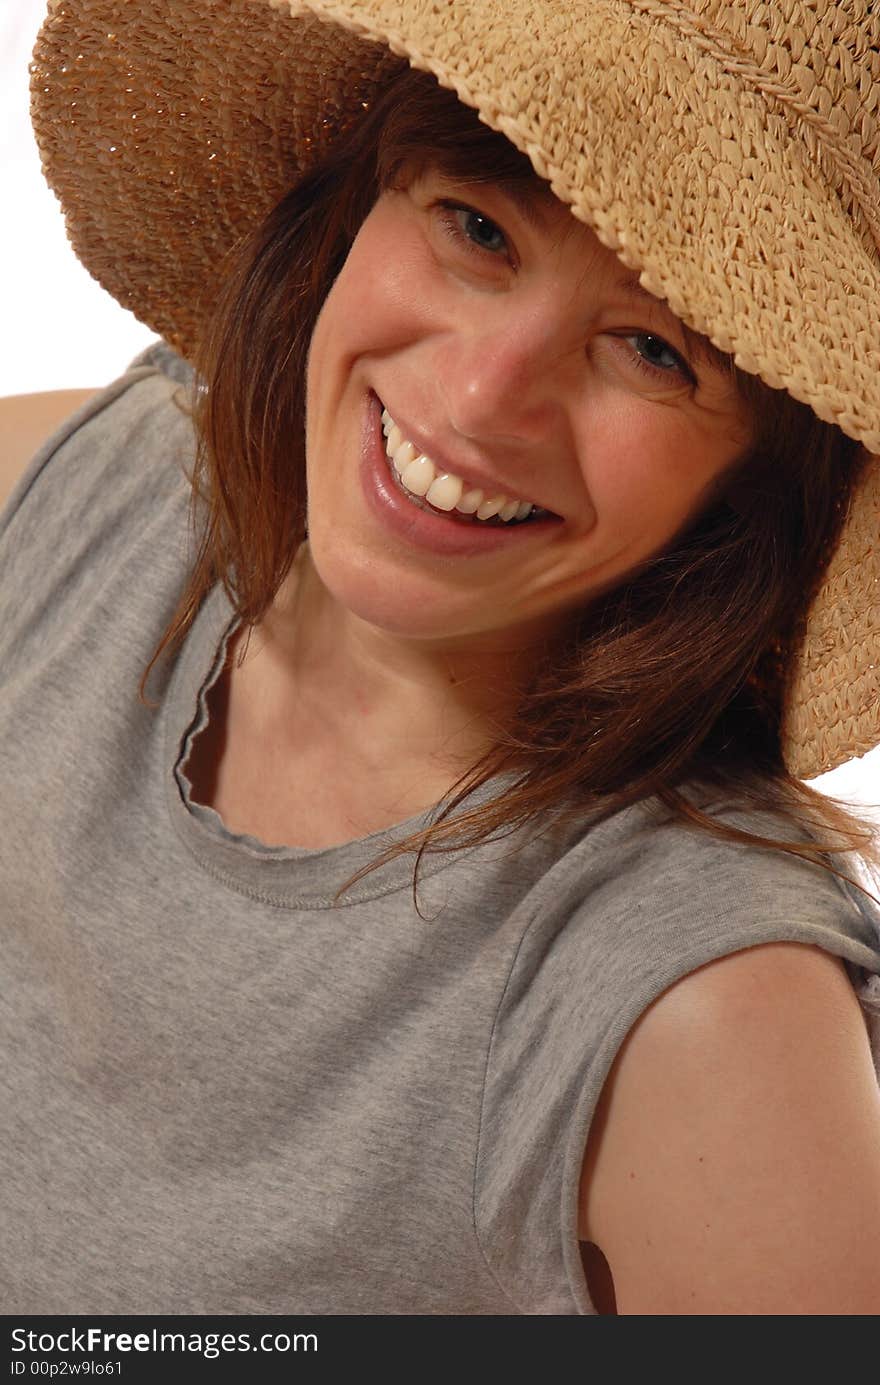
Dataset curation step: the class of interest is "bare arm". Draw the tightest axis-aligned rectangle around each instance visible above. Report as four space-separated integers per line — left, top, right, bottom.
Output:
579 941 880 1314
0 390 96 512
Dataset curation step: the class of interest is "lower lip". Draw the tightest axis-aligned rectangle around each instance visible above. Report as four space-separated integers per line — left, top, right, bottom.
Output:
359 391 559 558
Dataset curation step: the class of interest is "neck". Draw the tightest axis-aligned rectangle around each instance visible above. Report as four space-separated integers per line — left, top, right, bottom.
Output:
244 545 536 788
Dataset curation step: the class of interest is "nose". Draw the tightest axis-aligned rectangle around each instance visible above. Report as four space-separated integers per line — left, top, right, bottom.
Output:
437 295 575 446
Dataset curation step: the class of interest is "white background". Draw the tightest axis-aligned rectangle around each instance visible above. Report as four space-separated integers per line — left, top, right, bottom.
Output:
4 0 879 814
2 4 154 392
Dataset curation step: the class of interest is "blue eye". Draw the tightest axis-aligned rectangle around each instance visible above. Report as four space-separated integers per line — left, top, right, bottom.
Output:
436 202 509 258
625 333 694 383
458 209 507 255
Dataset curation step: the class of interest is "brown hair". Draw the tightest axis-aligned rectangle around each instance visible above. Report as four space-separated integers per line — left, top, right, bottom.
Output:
153 64 879 902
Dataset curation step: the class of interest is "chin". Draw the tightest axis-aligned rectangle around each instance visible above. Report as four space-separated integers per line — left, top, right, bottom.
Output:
305 537 479 641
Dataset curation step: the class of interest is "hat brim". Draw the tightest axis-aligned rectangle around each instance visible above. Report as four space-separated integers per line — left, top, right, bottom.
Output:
30 0 880 774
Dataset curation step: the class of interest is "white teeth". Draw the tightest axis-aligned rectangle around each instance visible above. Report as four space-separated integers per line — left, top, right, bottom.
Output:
400 455 436 496
392 440 418 475
426 473 464 511
476 495 506 520
455 488 484 515
381 404 538 523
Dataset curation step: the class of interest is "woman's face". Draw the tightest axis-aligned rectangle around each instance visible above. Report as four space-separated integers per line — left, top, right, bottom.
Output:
302 165 752 652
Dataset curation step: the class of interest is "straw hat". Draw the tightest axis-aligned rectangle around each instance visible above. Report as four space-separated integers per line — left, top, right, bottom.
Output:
30 0 880 779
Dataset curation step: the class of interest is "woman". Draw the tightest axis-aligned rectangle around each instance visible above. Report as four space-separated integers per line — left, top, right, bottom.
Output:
2 0 880 1314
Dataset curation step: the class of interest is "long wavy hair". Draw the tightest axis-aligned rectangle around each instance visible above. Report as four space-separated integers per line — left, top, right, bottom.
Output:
152 63 879 899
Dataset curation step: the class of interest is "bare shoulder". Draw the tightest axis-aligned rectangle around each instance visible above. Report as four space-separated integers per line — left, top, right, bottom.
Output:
578 941 880 1314
0 390 97 512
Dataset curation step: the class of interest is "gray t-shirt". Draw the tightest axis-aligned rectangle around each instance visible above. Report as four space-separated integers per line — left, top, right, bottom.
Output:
2 342 879 1315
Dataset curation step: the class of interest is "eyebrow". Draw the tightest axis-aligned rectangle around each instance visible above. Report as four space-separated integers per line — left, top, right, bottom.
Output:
493 178 562 232
618 276 661 303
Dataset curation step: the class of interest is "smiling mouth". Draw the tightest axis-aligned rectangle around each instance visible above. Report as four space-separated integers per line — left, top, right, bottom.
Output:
379 402 554 526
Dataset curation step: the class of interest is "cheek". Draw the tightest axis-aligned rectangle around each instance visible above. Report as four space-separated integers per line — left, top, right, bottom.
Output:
306 263 373 388
310 201 440 370
577 404 735 533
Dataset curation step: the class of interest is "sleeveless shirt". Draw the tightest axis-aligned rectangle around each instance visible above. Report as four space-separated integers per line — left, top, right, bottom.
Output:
1 341 879 1314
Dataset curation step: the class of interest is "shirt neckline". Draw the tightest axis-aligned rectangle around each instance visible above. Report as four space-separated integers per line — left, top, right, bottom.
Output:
162 584 514 909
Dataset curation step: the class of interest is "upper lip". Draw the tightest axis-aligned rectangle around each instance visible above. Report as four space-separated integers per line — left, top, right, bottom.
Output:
377 393 559 516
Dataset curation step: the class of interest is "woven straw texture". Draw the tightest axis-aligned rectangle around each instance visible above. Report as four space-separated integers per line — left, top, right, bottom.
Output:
30 0 880 778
